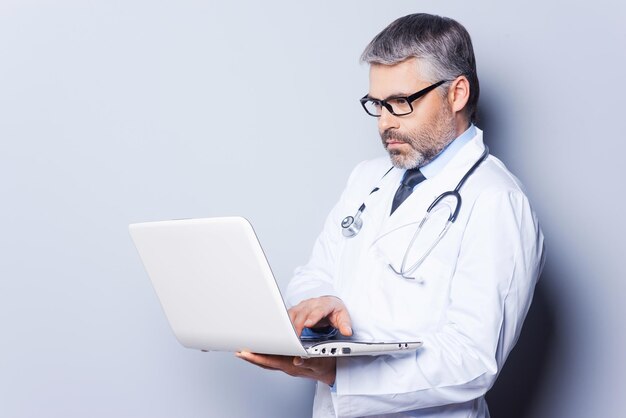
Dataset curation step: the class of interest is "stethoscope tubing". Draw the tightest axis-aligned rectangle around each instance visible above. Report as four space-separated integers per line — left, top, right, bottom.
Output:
341 146 490 279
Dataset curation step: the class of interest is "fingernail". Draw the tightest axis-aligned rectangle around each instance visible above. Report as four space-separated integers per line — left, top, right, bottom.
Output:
293 357 303 366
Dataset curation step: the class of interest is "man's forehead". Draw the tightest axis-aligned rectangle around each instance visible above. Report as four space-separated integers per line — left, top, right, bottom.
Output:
368 59 429 97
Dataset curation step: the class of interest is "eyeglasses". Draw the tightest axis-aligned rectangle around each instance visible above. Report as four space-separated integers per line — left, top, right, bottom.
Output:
359 80 448 117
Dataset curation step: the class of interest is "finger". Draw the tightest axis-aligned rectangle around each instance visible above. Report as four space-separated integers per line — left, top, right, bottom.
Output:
331 308 353 336
236 352 279 370
293 357 336 377
294 310 330 335
289 310 309 337
291 357 318 373
238 357 280 371
303 306 332 329
287 306 299 325
236 352 290 370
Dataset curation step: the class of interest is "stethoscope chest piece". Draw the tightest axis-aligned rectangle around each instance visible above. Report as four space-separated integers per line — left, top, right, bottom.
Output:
341 206 364 238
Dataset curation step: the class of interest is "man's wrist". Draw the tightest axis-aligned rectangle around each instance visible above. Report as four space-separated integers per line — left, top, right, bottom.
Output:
329 379 336 392
320 366 336 387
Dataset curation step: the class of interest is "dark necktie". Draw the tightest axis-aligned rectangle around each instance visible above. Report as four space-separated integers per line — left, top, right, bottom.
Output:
390 168 426 215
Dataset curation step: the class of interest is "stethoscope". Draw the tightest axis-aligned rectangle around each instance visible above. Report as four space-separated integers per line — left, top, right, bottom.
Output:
341 146 489 279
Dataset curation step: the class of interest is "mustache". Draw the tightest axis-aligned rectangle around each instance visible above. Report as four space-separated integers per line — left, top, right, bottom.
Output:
381 130 411 143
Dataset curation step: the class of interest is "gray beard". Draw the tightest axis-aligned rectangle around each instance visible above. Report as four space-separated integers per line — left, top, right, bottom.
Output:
382 111 457 169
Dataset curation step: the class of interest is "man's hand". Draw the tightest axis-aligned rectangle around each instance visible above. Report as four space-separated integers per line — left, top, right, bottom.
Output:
236 296 352 385
236 352 336 386
288 295 353 337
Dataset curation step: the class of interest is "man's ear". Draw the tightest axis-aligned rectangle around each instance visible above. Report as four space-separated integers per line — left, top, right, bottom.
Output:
448 75 470 114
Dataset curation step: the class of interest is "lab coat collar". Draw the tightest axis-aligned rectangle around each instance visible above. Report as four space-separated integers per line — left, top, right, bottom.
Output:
420 124 477 180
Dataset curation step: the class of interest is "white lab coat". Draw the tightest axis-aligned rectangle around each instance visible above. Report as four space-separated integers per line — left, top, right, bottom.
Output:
285 129 545 418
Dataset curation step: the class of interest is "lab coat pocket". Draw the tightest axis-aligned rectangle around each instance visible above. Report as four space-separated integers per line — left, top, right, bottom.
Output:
372 213 462 277
413 255 455 286
372 219 443 278
373 255 455 335
372 225 458 332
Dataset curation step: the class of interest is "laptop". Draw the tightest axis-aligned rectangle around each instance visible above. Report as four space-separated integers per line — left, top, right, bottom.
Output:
129 216 422 358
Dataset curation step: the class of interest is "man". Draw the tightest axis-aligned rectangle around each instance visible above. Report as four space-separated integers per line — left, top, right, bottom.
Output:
237 13 545 418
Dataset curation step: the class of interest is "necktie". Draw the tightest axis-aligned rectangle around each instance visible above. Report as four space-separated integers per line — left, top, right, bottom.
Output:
390 168 426 215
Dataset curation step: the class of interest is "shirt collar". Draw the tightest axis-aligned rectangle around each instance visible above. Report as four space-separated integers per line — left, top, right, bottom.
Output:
420 124 476 180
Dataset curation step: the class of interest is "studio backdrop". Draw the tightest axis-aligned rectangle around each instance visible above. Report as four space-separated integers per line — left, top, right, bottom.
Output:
1 1 624 417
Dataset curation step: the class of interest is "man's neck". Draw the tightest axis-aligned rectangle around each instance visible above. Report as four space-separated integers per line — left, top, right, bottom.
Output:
420 124 476 179
454 116 471 139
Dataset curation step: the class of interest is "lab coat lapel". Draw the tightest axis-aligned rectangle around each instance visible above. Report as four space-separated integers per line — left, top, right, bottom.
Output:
358 167 404 241
375 131 487 241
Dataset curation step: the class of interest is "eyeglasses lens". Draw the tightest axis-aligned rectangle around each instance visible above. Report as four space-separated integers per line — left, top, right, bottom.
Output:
363 98 412 116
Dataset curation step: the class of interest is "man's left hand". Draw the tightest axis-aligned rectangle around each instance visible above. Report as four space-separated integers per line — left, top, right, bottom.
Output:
236 351 336 386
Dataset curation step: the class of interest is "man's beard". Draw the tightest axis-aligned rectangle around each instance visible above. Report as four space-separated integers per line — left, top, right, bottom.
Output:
381 104 457 169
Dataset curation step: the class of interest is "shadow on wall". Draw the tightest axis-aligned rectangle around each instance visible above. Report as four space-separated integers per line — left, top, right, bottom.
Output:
486 262 558 418
478 93 559 418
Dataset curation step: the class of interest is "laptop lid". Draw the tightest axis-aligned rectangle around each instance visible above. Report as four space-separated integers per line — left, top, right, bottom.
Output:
129 217 422 357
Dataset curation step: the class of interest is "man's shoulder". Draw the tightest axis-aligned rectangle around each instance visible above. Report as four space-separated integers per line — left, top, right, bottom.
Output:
480 156 528 194
466 155 534 210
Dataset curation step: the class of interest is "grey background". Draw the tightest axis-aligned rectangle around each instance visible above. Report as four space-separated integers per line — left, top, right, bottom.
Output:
1 1 624 417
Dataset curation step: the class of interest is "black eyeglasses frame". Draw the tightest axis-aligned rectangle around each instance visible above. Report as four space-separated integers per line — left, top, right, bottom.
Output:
359 80 448 117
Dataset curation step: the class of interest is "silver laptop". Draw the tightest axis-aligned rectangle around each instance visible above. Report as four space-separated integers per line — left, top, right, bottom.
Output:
129 217 422 358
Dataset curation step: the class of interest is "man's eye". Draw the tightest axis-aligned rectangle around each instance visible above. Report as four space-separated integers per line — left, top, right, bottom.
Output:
388 98 409 106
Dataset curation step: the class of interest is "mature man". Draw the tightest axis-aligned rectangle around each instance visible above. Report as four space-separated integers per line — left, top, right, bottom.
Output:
238 13 545 418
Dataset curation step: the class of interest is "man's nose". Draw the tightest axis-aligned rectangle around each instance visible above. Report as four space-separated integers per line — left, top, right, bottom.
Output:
378 106 399 131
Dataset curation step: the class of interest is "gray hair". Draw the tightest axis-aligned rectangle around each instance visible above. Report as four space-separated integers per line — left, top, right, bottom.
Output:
361 13 479 123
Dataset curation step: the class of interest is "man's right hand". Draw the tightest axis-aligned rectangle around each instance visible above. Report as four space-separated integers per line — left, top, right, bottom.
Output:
288 296 353 337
